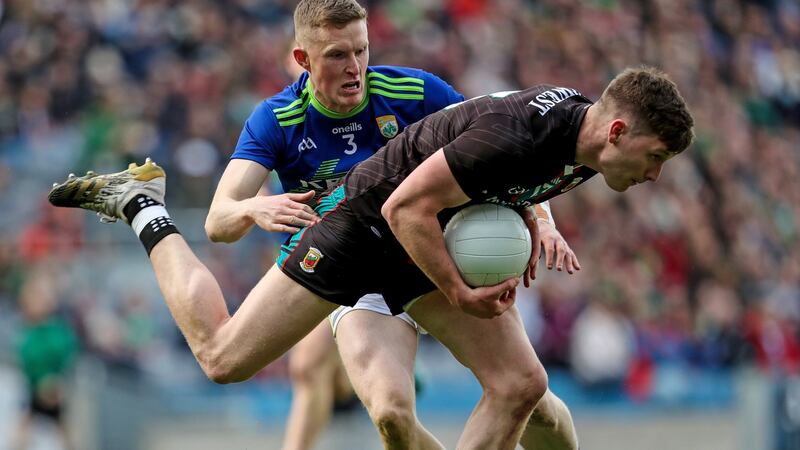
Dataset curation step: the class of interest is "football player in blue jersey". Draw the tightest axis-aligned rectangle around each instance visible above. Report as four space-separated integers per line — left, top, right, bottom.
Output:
205 3 461 449
205 1 579 449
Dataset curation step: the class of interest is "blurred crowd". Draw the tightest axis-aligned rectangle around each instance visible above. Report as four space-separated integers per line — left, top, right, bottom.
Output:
1 0 799 407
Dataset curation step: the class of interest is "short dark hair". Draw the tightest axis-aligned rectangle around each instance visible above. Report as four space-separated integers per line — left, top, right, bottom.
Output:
600 66 695 154
294 0 367 45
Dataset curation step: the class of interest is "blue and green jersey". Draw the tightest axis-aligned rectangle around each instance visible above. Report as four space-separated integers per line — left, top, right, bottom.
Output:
231 65 463 196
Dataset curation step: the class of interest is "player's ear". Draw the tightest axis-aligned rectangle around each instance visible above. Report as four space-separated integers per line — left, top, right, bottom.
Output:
293 47 310 71
608 119 626 145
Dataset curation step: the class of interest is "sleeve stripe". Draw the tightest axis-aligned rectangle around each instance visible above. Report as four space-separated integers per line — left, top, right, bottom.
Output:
272 86 310 113
367 71 424 85
368 80 424 93
278 115 306 127
275 96 311 119
369 88 424 100
272 98 303 113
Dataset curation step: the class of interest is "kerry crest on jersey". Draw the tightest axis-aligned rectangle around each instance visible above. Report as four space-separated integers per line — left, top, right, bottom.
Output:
376 115 399 139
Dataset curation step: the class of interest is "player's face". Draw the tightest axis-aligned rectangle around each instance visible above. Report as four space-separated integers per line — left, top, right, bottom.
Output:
599 132 672 192
302 20 369 113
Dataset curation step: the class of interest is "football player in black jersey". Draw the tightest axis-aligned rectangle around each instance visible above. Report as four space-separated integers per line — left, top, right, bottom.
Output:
49 66 692 450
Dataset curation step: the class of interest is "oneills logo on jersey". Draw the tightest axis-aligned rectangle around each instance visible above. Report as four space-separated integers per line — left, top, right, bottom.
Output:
300 247 323 273
331 122 363 134
376 115 399 139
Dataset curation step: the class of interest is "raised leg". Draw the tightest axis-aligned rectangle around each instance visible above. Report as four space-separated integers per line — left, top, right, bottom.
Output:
48 162 338 383
150 239 336 382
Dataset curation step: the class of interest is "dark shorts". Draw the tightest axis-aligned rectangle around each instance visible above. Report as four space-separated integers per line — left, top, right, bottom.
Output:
277 186 436 315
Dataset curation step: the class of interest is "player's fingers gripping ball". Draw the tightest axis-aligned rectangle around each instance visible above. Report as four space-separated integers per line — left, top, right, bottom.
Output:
444 204 532 287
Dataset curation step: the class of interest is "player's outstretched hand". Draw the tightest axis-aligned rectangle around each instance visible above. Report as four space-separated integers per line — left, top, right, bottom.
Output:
250 191 320 234
537 220 581 275
454 278 519 319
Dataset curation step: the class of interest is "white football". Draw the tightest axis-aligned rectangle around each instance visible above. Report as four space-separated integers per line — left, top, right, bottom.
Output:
444 204 532 287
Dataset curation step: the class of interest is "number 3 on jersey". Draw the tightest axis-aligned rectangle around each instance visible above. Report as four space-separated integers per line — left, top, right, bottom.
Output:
342 134 357 155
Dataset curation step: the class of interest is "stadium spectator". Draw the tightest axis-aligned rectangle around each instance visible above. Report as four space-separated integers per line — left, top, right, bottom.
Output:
12 269 79 450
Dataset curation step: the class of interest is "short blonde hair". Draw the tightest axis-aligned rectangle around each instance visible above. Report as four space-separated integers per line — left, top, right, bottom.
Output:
294 0 367 46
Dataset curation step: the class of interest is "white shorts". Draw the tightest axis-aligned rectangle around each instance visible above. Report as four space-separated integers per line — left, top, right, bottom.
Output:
328 293 423 337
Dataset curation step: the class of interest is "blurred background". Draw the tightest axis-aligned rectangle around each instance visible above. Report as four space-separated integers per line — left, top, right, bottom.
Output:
0 0 799 449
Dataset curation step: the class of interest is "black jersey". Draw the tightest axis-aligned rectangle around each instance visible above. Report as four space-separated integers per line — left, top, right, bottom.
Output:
282 86 596 311
344 85 598 228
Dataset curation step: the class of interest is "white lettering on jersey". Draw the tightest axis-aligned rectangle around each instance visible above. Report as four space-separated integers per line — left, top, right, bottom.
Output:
298 137 317 153
331 122 363 134
528 87 580 116
342 134 357 155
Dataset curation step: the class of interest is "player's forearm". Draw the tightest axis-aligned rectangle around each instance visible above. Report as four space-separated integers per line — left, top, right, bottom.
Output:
383 203 467 302
205 198 255 243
